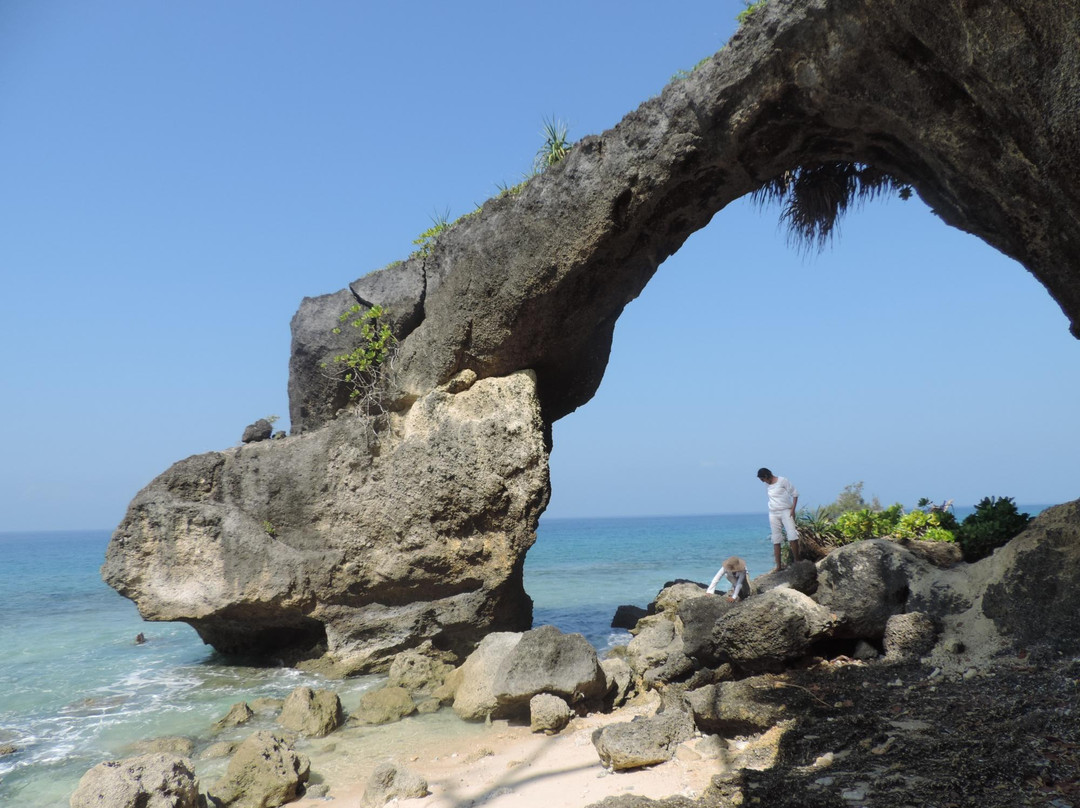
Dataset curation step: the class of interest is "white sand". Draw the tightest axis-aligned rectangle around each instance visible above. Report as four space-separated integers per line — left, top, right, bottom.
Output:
291 693 734 808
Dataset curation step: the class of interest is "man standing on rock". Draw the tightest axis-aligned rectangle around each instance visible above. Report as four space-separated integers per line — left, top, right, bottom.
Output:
758 467 801 572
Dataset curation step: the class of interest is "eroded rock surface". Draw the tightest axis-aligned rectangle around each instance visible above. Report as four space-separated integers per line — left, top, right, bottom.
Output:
104 371 548 671
106 0 1080 670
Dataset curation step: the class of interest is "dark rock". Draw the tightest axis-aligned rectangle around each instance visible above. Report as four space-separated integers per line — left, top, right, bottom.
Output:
678 593 738 664
752 559 818 596
883 612 941 662
683 677 789 735
70 754 200 808
611 604 648 630
241 419 273 444
492 625 607 717
709 588 835 670
814 540 928 638
592 710 696 771
980 501 1080 652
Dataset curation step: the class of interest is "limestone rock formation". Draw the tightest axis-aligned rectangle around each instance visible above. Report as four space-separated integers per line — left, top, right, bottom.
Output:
529 692 573 734
360 761 428 808
277 686 343 737
591 710 696 771
105 0 1080 669
452 625 607 721
70 754 200 808
208 731 310 808
104 371 548 670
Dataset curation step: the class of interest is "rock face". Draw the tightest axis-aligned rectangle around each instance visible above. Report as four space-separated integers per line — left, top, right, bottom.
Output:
103 371 548 670
105 0 1080 668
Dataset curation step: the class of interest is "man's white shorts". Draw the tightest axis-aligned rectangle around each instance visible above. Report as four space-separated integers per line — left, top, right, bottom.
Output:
769 510 799 545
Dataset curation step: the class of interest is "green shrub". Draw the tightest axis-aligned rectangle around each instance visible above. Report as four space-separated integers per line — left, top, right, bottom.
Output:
922 527 956 543
893 509 955 541
322 304 396 403
737 0 768 24
833 503 902 542
957 496 1031 561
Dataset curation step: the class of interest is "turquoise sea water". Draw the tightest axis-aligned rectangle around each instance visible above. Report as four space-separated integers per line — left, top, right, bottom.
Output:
0 508 1044 805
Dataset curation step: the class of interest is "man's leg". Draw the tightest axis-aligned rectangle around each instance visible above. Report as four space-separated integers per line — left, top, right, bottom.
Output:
781 511 801 562
769 511 784 571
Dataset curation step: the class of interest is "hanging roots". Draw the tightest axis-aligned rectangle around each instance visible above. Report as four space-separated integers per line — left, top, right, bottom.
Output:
753 163 913 252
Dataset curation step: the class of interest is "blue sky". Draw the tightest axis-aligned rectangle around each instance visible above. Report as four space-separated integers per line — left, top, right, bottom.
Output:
2 1 1077 532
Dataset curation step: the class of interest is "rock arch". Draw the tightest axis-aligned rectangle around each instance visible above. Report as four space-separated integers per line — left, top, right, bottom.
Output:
104 0 1080 671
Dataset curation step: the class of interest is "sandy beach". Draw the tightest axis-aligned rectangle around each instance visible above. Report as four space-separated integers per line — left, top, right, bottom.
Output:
291 692 727 808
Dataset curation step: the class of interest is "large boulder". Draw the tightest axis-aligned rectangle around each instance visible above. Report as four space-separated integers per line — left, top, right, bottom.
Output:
349 686 417 726
683 677 790 736
814 540 930 638
452 632 523 720
454 625 606 721
979 500 1080 652
592 710 696 771
208 731 310 808
708 588 835 669
70 754 200 808
278 686 343 737
624 613 693 688
103 371 548 672
883 612 941 662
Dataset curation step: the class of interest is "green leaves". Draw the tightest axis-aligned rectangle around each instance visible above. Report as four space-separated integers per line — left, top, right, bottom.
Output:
956 496 1031 561
533 117 571 174
329 304 397 401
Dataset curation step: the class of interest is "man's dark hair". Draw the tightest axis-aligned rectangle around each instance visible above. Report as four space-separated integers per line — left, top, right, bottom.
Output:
757 467 773 480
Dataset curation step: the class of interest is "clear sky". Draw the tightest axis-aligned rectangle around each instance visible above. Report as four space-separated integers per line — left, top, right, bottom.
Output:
2 1 1077 532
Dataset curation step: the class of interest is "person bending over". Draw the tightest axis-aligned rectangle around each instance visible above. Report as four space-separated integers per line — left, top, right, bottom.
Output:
706 555 750 601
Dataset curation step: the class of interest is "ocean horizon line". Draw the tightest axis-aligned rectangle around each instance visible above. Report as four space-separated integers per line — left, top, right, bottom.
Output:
0 501 1061 537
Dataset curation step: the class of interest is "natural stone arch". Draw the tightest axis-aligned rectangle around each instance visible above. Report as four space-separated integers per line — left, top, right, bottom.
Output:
105 0 1079 671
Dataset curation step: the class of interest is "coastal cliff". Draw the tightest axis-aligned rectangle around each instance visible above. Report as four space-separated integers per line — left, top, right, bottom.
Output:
104 0 1080 670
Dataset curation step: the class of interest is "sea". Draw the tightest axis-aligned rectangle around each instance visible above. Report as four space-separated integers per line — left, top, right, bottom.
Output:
0 507 1033 806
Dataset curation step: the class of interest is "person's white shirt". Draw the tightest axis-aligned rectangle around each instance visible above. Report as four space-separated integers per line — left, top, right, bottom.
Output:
766 477 798 511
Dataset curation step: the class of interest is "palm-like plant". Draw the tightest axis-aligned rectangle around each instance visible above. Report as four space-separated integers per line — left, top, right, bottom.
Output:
534 117 571 173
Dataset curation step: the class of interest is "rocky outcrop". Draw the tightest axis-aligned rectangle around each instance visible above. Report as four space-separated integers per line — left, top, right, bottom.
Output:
106 0 1080 669
70 754 200 808
103 371 548 670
